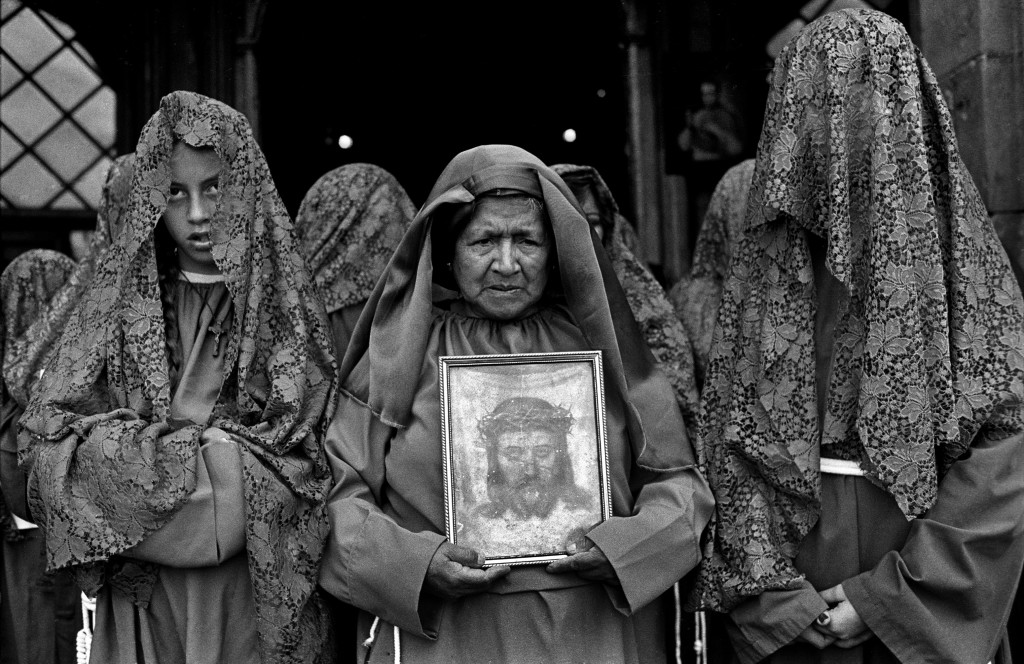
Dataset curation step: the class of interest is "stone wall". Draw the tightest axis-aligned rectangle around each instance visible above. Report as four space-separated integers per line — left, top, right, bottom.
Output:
918 0 1024 284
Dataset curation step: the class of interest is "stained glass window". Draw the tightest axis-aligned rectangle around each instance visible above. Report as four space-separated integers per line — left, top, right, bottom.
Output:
1 0 116 211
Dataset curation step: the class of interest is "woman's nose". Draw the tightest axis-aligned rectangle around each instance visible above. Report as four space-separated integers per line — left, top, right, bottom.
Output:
492 240 519 274
188 193 212 224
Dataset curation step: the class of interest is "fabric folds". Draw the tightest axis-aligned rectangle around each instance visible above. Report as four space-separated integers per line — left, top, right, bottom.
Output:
693 9 1024 612
17 91 338 662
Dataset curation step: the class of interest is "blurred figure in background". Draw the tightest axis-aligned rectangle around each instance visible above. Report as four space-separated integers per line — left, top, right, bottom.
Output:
0 249 78 664
295 163 416 357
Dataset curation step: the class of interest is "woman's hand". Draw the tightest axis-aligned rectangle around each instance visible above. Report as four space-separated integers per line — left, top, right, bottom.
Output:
545 536 619 584
201 426 233 445
794 625 836 649
424 542 510 600
813 584 873 648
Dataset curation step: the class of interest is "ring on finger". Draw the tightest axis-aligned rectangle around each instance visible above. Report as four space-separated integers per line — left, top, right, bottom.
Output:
815 611 831 627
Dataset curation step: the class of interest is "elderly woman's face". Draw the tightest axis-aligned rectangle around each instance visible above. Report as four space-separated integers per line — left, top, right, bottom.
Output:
452 196 551 321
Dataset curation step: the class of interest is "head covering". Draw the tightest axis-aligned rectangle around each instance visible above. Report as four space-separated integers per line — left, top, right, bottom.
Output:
669 158 755 384
295 163 416 313
3 154 136 408
1 250 77 391
341 144 695 472
552 163 700 436
19 91 337 660
693 9 1024 611
0 249 76 542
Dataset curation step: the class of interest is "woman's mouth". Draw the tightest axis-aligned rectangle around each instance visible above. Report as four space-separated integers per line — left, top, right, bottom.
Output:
188 231 212 251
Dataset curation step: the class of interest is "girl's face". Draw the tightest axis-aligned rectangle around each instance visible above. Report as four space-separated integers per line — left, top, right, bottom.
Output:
163 143 224 274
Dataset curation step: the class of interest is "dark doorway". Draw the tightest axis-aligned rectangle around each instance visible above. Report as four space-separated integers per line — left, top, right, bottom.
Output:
258 1 630 213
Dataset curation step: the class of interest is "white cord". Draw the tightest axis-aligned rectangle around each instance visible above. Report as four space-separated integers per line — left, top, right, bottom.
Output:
393 625 401 664
76 593 96 664
694 610 708 664
673 582 682 664
362 615 381 649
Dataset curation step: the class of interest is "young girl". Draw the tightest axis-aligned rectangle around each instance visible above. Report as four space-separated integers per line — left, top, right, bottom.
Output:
18 91 338 664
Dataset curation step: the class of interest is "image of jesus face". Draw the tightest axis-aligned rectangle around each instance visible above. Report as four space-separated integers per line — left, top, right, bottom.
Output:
494 428 562 518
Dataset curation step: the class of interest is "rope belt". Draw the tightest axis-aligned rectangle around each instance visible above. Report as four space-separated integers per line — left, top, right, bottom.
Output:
820 458 864 476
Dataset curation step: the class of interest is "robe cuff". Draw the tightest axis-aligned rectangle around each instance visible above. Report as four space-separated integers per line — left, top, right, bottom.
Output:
587 468 713 614
725 580 828 664
326 508 447 639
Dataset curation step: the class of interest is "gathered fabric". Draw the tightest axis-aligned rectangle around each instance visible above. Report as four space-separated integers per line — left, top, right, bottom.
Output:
3 154 135 408
693 9 1024 611
17 91 338 662
669 158 755 385
0 249 77 541
339 144 695 472
295 163 416 314
551 163 700 435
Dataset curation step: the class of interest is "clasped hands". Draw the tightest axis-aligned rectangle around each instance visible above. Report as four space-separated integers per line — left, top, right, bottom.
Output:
424 534 618 600
795 584 872 649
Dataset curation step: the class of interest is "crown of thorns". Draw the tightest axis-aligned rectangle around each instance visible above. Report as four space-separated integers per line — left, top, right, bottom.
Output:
478 397 574 441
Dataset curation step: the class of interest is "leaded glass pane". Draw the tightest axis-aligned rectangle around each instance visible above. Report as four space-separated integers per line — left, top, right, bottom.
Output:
73 87 116 148
1 8 62 71
1 152 62 206
35 119 100 180
1 53 21 95
3 81 62 144
34 48 101 108
0 125 20 169
51 190 82 209
73 155 113 206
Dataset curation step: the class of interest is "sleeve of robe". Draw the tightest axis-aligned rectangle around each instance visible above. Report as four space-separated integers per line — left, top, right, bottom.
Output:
725 420 1024 664
842 422 1024 663
587 465 715 614
317 392 447 639
123 436 247 568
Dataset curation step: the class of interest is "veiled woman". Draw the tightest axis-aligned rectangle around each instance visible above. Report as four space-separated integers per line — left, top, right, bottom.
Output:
551 163 700 433
692 10 1024 663
3 153 135 411
17 91 338 663
0 249 79 664
294 162 416 356
668 158 754 386
318 144 714 663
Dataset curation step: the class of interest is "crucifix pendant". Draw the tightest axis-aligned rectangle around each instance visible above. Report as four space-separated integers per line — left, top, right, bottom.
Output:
209 323 223 357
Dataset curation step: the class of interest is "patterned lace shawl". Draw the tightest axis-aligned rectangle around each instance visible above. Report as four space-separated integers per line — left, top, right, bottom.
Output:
18 91 338 662
693 9 1024 611
668 159 754 385
339 144 697 472
0 250 76 541
551 163 701 436
295 163 416 313
3 154 135 408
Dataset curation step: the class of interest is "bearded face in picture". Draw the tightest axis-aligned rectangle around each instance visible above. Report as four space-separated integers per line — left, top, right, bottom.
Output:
478 397 587 519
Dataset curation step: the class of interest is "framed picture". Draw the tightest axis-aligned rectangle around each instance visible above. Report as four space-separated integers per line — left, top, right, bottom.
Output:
438 351 611 567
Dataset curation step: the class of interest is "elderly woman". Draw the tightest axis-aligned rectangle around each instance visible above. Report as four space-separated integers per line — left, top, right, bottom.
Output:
319 144 714 663
295 163 416 356
693 10 1024 663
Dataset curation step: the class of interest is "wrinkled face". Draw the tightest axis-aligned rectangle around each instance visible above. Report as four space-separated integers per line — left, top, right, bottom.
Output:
452 196 551 321
494 428 562 518
162 143 223 274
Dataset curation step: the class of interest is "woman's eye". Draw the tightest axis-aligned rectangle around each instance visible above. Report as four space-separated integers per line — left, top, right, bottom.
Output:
168 186 186 200
205 181 220 195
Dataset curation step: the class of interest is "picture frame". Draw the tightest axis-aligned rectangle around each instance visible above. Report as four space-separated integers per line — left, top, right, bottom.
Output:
438 350 612 567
